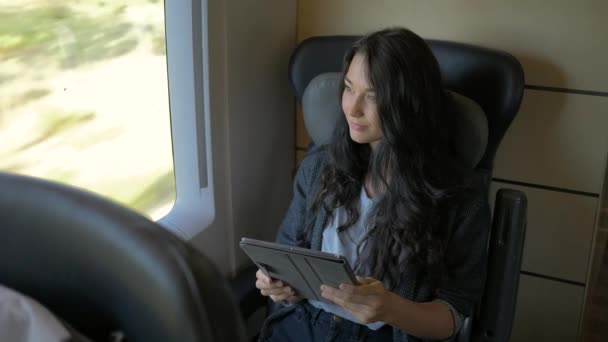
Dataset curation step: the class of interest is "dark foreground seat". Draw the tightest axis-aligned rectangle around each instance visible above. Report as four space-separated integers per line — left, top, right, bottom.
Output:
0 172 246 342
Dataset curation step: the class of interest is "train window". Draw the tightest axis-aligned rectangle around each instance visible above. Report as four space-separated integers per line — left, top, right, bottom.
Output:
0 1 175 220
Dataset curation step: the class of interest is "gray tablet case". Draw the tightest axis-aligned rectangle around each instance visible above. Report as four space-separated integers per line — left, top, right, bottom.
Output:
239 237 357 301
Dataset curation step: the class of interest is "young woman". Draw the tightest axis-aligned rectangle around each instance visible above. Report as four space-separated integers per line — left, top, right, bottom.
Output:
256 27 490 342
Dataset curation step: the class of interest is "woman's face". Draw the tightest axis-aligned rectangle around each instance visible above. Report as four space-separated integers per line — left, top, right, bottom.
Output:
341 53 383 150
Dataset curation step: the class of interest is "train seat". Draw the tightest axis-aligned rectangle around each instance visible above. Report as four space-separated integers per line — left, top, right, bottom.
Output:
0 172 247 342
232 35 528 342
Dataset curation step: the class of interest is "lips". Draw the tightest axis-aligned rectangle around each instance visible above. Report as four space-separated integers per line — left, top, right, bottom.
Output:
349 122 366 132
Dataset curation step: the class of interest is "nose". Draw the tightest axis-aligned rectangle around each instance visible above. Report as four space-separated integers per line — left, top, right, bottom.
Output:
344 94 363 118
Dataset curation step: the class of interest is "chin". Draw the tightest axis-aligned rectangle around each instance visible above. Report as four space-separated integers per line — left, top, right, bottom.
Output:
349 133 369 144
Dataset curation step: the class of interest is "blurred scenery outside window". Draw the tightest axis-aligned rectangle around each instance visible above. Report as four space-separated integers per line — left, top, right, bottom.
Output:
0 0 175 220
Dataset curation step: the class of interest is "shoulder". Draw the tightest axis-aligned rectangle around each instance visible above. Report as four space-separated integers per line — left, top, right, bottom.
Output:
295 147 329 185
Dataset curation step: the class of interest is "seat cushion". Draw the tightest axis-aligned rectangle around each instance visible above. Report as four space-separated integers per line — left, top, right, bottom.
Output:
301 72 487 168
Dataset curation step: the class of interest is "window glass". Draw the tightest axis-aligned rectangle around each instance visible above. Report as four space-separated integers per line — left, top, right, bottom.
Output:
0 0 175 220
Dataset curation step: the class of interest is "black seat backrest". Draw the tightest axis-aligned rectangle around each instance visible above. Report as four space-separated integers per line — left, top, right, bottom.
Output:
0 172 246 342
288 35 527 342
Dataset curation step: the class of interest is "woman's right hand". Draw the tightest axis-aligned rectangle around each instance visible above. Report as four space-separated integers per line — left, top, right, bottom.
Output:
256 269 303 304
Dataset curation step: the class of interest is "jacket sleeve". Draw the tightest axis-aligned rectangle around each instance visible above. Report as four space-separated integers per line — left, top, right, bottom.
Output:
436 187 491 319
274 152 320 247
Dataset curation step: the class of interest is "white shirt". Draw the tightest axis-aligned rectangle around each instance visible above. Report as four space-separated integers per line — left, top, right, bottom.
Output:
308 186 386 330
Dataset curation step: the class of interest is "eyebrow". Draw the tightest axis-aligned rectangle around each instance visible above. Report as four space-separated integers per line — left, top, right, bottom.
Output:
344 77 374 92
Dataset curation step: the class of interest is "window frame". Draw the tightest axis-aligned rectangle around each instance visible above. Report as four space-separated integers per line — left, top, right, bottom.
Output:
158 0 215 239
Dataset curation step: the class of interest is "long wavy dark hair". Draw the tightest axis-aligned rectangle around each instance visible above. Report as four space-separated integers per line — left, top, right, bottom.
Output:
305 28 467 289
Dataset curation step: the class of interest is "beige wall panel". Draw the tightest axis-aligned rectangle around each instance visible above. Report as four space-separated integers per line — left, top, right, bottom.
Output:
225 0 297 269
298 0 608 92
490 182 597 283
494 90 608 194
296 104 311 148
511 274 584 342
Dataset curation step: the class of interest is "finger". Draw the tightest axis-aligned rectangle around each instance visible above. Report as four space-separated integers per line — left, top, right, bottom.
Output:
321 284 365 306
255 278 269 290
269 280 284 287
261 286 294 297
338 282 374 297
343 279 383 296
269 290 296 302
256 269 281 286
256 279 285 290
261 287 291 296
339 283 357 291
269 294 291 302
355 276 376 285
257 281 287 293
320 286 378 324
256 269 271 283
321 287 367 313
256 269 267 279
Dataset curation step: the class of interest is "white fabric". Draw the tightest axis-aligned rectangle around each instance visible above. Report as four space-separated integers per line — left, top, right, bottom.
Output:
308 186 386 330
0 284 70 342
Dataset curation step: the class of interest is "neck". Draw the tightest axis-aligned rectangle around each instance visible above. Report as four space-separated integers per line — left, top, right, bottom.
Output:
364 173 388 198
370 140 380 152
365 144 391 197
364 175 378 198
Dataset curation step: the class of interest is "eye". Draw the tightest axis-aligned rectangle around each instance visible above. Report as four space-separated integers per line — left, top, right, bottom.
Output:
366 93 376 102
344 84 352 93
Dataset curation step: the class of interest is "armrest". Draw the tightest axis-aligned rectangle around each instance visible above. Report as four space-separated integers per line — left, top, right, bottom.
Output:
457 316 473 342
230 264 267 320
473 188 527 342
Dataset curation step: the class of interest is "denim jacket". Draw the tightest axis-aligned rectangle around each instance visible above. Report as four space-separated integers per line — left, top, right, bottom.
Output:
266 149 490 342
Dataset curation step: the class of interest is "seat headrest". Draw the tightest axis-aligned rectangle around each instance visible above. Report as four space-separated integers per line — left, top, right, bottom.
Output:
301 72 488 168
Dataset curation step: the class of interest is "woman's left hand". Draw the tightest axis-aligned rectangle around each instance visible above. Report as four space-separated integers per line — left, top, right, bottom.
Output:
320 276 392 324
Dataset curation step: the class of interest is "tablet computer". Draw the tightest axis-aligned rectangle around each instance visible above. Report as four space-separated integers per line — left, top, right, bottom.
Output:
239 237 357 301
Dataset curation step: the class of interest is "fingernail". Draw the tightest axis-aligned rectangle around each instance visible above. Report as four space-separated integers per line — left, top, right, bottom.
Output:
320 285 326 291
